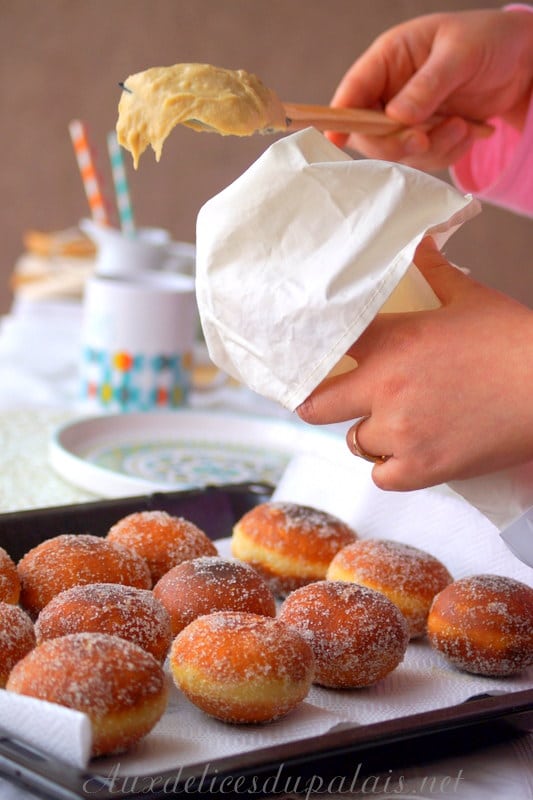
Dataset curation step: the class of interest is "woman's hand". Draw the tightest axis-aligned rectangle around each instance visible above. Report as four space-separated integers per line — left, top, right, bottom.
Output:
328 9 533 170
296 238 533 490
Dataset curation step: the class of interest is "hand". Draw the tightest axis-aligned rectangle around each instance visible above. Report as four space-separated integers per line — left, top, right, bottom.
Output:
296 238 533 491
328 9 533 170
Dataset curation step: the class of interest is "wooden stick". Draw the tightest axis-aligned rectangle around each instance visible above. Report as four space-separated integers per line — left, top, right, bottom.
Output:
282 103 494 139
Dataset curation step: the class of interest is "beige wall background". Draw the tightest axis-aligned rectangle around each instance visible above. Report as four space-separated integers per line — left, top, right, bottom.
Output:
1 0 531 315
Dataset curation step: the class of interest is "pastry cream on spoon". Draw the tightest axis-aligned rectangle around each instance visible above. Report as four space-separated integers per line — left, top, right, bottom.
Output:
117 63 287 168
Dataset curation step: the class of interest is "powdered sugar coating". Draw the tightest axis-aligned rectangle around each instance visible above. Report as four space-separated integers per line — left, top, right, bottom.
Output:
0 546 20 604
6 632 168 756
170 611 315 723
153 556 276 636
232 501 357 596
107 511 217 583
279 580 409 688
427 574 533 676
0 602 35 687
35 582 172 662
327 538 453 638
17 534 152 618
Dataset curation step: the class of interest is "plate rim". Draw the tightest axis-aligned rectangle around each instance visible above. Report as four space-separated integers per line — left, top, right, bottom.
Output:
49 409 346 498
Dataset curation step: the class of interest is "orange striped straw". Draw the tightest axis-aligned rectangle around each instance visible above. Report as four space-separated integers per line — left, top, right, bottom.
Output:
69 119 113 226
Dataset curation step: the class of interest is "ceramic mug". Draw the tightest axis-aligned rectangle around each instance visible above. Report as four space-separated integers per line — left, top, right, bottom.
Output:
79 272 197 412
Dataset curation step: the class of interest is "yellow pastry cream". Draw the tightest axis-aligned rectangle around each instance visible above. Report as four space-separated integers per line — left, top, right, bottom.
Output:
116 63 287 167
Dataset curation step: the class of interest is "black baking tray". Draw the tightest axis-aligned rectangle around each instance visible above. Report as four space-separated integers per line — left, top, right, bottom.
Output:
0 483 532 800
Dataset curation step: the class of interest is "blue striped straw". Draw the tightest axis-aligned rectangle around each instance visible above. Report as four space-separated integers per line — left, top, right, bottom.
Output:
107 131 136 236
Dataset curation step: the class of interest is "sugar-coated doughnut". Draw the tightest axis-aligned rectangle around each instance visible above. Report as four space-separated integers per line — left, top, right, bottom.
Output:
107 511 217 583
6 632 168 757
0 602 35 687
326 539 453 638
0 546 20 604
169 611 314 723
231 501 357 597
35 583 172 662
153 556 276 636
17 534 151 618
279 580 409 688
427 574 533 676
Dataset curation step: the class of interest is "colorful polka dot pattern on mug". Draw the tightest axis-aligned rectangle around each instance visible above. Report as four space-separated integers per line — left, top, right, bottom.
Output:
80 346 192 412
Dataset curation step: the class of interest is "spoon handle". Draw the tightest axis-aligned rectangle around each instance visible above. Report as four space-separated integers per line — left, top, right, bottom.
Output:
282 103 494 139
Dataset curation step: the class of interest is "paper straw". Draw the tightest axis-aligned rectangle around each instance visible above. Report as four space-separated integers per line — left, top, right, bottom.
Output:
107 131 136 237
69 119 113 226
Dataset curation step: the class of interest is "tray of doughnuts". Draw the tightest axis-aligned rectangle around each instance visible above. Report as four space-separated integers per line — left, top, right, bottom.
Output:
0 482 531 800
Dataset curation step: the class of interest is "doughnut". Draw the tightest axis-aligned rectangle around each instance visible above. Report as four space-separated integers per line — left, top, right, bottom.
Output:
279 580 409 688
231 501 357 597
153 556 276 636
0 546 20 604
35 583 172 663
326 539 453 638
0 602 35 687
17 534 151 618
107 510 217 583
6 632 168 757
427 574 533 676
169 611 315 723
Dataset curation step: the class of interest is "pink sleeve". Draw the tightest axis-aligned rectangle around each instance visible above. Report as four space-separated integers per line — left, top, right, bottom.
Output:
450 4 533 219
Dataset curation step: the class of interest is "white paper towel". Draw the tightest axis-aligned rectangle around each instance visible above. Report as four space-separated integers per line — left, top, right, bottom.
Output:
196 127 480 411
0 690 92 769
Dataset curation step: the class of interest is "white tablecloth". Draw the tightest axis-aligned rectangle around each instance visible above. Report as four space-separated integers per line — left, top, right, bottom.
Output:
0 299 531 800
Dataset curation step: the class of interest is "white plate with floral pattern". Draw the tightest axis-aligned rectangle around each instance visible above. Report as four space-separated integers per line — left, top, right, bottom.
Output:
49 410 346 497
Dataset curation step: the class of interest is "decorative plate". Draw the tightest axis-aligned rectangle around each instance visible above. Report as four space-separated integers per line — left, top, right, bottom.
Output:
49 410 345 497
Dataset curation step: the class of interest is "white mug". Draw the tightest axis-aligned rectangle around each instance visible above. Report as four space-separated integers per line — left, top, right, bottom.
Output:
79 272 197 412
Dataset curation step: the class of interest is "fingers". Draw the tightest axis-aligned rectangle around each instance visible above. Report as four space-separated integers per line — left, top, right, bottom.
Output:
326 36 395 152
296 311 405 425
296 366 371 426
371 457 432 492
413 237 473 304
385 33 469 125
337 128 430 163
330 43 390 111
347 416 391 462
328 114 475 172
326 14 478 169
325 130 349 149
346 417 441 492
402 116 474 170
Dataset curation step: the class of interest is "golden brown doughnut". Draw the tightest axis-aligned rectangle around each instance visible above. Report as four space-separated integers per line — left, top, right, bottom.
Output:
326 539 453 638
35 583 172 662
169 611 315 723
107 510 217 583
279 580 409 688
153 556 276 636
0 602 36 687
231 501 357 596
6 632 168 757
17 534 151 618
427 574 533 676
0 546 20 604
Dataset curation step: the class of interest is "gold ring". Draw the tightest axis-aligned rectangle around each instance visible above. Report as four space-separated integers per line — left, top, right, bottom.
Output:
351 418 389 464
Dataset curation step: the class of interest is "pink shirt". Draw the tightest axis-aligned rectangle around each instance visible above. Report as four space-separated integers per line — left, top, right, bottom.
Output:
450 5 533 218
